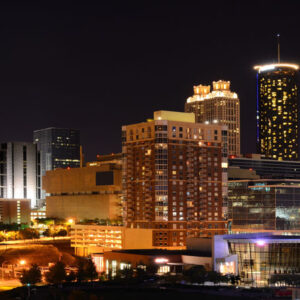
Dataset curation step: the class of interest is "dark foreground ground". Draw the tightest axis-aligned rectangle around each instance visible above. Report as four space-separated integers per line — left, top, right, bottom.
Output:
0 282 292 300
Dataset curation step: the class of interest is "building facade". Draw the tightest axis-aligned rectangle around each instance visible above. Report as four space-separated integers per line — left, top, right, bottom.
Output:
229 155 300 179
0 198 30 224
71 225 154 256
0 142 40 208
43 163 122 221
254 63 299 161
122 111 228 247
86 153 122 167
228 179 300 232
185 80 240 156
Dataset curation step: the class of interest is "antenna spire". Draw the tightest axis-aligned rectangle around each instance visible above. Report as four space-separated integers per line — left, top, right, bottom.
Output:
277 33 280 63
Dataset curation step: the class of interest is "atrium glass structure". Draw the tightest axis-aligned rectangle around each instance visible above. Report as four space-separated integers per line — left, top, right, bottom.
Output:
254 64 299 161
215 233 300 286
228 179 300 232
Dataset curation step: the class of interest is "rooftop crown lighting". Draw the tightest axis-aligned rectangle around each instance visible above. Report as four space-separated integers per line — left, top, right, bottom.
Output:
254 63 299 73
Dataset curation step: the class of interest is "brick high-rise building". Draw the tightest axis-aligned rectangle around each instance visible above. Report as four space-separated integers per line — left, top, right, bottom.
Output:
185 80 240 157
122 111 228 247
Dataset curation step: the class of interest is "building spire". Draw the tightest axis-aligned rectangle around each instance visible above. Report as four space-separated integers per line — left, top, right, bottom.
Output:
277 33 280 63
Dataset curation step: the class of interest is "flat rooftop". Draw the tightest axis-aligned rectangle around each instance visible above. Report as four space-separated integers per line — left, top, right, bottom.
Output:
109 249 211 257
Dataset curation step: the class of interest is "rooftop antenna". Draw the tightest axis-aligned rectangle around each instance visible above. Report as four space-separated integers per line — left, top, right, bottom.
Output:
277 33 280 63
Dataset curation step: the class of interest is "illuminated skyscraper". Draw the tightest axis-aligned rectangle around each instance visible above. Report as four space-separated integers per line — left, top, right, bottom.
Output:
0 142 41 208
254 64 299 160
185 80 240 157
122 111 228 247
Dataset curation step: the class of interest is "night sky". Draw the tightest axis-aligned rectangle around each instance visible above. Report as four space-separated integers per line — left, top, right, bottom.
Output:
1 1 300 161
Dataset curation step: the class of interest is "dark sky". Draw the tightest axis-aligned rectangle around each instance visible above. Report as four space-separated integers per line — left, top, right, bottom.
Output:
1 1 300 161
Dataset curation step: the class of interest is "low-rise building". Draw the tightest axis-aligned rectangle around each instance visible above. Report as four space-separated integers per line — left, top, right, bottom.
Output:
31 207 46 221
70 225 154 256
43 164 122 221
0 198 30 224
91 248 212 276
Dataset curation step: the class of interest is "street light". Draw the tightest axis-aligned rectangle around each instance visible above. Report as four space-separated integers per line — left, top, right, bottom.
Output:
67 218 74 225
19 260 26 266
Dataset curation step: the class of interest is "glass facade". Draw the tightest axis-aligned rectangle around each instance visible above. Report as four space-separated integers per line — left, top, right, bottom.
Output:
33 127 80 176
227 236 300 286
229 157 300 179
228 180 300 232
256 65 299 161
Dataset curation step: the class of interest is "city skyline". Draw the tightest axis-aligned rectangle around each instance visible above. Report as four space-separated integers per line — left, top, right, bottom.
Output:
0 2 300 161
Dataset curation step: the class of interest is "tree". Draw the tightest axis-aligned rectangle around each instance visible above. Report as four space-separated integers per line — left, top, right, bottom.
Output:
183 265 206 283
19 228 39 239
65 271 76 282
55 229 68 237
75 258 98 282
116 268 134 280
76 260 86 283
206 271 223 284
43 228 53 237
20 264 42 285
146 263 158 276
45 261 66 284
84 259 98 281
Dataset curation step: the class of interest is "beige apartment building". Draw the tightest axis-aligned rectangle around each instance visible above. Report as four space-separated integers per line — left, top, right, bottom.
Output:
43 164 122 221
122 111 228 247
185 80 240 157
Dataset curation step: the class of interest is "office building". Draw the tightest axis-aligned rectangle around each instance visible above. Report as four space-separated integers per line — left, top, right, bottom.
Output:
43 163 122 221
0 198 30 224
227 179 300 233
185 80 240 156
122 111 228 247
33 127 81 175
254 63 299 160
229 154 300 179
214 233 300 286
31 207 46 221
71 225 154 256
0 142 40 208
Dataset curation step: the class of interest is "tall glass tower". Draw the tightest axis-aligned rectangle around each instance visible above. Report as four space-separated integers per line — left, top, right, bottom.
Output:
33 127 81 176
254 63 299 161
33 128 81 202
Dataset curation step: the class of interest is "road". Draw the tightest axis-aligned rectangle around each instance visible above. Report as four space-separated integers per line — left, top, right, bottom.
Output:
0 279 21 291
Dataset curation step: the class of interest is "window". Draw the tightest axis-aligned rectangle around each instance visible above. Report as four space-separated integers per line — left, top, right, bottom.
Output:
96 171 114 185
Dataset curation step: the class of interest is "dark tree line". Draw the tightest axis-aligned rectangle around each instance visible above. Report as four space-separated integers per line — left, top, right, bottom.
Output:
20 258 98 285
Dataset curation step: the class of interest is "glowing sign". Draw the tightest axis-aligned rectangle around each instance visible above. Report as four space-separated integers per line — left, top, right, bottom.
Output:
256 240 266 247
155 258 169 264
